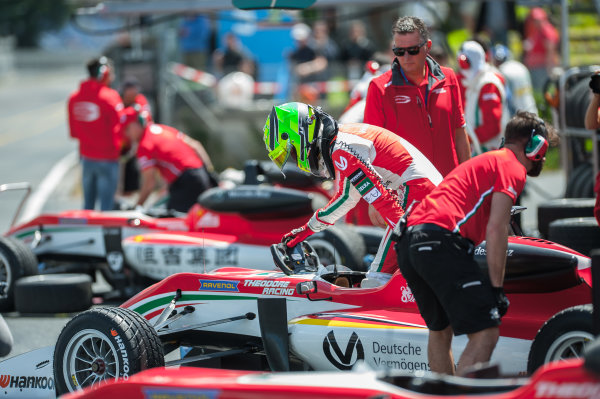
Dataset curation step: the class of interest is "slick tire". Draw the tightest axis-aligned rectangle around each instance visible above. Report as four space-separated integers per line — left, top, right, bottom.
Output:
565 162 594 198
307 225 366 271
54 306 164 395
527 304 594 374
537 198 595 238
0 236 38 311
548 217 600 256
14 273 92 314
352 225 385 256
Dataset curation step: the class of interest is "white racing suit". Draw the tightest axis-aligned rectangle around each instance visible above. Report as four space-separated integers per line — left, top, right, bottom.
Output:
307 123 442 285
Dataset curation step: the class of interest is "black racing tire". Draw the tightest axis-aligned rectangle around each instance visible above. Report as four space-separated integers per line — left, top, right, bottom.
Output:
536 198 595 238
565 162 594 198
0 237 38 311
14 273 92 314
548 217 600 256
54 306 164 395
352 225 385 256
565 77 592 129
527 304 594 374
307 225 366 271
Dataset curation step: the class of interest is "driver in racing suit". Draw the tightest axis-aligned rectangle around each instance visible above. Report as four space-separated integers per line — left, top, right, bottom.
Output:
263 102 442 287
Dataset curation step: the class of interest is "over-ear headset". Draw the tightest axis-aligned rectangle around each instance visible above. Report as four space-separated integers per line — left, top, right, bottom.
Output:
95 56 109 81
458 53 470 70
525 118 549 161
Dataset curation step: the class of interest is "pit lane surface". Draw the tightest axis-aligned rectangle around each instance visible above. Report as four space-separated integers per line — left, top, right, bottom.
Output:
0 50 567 364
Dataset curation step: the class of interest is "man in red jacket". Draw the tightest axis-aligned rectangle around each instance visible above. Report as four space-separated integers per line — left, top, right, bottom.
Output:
68 56 124 210
364 16 471 178
122 106 215 213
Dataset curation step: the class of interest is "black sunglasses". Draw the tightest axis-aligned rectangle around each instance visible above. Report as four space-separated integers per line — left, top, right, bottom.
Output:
392 40 427 57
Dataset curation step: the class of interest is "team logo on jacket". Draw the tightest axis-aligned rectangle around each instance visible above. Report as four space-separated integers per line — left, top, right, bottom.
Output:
73 102 100 122
334 156 348 170
323 330 364 370
394 95 411 104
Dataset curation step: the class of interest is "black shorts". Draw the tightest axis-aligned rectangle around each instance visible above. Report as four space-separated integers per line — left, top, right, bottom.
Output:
168 167 215 213
396 224 500 336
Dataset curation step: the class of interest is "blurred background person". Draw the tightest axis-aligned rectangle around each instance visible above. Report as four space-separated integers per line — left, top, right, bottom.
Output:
340 20 376 81
212 32 249 79
522 7 560 92
492 44 538 117
68 56 124 211
458 40 509 153
178 14 212 71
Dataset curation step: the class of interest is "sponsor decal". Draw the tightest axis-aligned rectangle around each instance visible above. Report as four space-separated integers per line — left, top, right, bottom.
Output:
110 329 130 380
199 280 239 292
348 169 381 203
334 156 348 171
0 374 54 390
400 286 415 303
35 360 50 369
243 279 294 295
363 187 382 204
322 330 364 370
474 247 513 257
534 382 600 398
371 341 429 371
394 95 411 104
143 387 219 399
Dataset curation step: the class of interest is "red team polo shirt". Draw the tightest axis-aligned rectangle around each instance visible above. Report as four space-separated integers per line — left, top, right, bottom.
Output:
137 124 204 184
407 148 527 245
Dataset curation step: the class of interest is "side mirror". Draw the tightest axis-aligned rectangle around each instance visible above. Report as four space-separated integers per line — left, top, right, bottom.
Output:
233 0 315 10
296 281 317 295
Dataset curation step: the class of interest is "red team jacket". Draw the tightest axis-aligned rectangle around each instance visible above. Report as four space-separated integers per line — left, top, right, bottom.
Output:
68 79 124 161
364 57 465 177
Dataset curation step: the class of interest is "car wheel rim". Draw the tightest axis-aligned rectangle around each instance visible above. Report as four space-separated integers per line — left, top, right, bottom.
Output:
0 252 12 299
307 239 342 266
63 329 120 391
544 331 595 363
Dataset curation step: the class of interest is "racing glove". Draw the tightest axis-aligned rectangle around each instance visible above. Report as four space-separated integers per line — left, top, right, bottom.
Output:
282 223 315 248
492 286 510 317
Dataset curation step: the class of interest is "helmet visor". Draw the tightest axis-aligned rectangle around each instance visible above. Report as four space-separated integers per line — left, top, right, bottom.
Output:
268 141 291 170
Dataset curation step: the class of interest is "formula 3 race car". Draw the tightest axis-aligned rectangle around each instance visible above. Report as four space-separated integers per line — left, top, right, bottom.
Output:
1 182 366 311
63 339 600 399
0 236 592 398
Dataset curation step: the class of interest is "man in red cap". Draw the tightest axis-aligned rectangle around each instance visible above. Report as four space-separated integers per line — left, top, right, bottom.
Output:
122 106 215 212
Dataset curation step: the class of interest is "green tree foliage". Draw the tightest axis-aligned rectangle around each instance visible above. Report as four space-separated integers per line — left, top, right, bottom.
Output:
0 0 72 47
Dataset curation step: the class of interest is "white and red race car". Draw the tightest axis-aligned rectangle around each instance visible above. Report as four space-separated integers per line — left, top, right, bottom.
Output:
0 235 592 398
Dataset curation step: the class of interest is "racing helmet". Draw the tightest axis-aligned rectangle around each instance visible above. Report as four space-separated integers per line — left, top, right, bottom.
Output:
263 102 320 174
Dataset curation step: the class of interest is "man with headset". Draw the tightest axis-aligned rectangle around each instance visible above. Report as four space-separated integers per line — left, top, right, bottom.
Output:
68 56 124 210
395 111 558 375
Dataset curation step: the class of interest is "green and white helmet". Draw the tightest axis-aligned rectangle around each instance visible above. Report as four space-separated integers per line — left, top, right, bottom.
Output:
263 102 318 173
